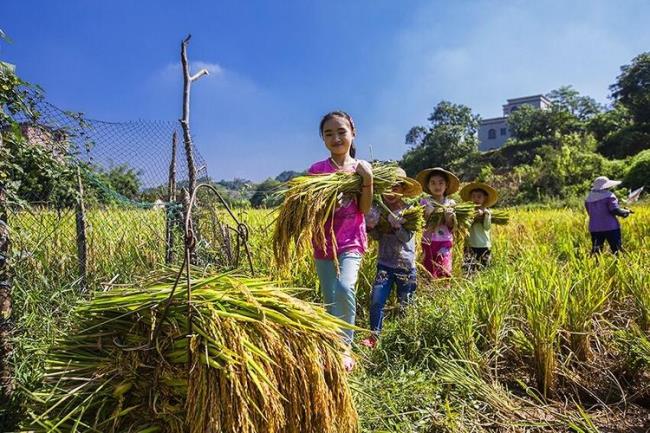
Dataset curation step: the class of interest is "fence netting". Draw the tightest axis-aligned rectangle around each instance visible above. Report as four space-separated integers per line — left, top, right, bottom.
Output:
7 96 250 291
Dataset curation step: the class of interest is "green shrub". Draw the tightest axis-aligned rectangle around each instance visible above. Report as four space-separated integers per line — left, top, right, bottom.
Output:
624 149 650 188
598 126 650 158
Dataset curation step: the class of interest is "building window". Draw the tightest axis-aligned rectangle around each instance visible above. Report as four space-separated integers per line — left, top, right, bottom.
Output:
500 128 507 136
510 105 518 113
488 129 496 139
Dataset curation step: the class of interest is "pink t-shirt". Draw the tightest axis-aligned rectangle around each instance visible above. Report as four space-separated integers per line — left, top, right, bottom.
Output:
421 197 455 243
308 158 368 260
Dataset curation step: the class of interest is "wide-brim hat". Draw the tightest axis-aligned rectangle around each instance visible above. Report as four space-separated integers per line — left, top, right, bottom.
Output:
460 182 498 208
415 167 460 195
394 167 422 197
592 176 622 191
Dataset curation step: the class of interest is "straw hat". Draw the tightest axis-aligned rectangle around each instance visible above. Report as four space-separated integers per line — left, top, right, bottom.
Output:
460 182 498 208
394 167 422 197
415 167 460 195
591 176 621 191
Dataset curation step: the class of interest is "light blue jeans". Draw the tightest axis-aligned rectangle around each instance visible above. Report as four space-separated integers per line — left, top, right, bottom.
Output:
314 252 363 345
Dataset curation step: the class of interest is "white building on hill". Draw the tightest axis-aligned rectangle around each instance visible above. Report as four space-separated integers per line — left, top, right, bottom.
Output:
478 94 552 151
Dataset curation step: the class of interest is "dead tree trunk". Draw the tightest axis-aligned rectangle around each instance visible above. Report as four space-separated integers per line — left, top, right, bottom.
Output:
179 34 208 263
0 184 14 400
165 131 178 264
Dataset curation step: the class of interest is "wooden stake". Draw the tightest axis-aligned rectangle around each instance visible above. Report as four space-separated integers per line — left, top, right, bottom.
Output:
165 131 178 264
75 167 88 292
0 183 14 400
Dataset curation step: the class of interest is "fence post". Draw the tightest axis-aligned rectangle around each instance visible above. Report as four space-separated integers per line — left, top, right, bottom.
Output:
75 167 88 292
179 35 208 264
165 131 178 264
0 183 14 400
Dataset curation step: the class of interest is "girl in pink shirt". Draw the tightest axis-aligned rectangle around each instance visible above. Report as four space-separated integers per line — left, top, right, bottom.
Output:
416 167 460 278
309 111 373 371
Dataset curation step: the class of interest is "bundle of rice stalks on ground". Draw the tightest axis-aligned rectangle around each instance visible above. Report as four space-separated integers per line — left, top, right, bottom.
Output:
25 271 358 433
425 201 476 238
374 203 425 234
490 209 510 225
273 163 400 270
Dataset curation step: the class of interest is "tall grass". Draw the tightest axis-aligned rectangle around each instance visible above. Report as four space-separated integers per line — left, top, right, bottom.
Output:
7 202 650 432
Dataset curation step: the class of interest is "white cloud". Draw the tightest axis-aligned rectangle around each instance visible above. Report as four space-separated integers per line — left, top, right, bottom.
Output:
147 60 320 181
191 61 223 75
157 60 224 82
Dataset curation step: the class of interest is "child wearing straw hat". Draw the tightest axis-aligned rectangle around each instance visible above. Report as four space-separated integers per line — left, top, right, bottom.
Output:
416 167 460 278
460 182 498 272
363 168 422 348
585 176 632 254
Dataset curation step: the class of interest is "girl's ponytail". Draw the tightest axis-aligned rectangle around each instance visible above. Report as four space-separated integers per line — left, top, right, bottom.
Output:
349 142 357 158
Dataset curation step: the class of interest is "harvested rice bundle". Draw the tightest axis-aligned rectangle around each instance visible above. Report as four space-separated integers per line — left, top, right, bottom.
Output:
273 163 400 270
374 202 425 234
491 209 510 225
425 201 477 238
25 271 358 433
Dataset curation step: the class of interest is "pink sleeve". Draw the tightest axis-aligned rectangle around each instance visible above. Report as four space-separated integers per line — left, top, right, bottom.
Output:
308 160 329 175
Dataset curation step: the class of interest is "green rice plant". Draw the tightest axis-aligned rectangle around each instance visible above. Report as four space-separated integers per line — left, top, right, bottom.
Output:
614 324 650 377
517 250 570 398
272 163 400 272
24 270 358 433
617 252 650 332
564 255 612 362
490 209 510 225
10 206 168 402
472 268 514 355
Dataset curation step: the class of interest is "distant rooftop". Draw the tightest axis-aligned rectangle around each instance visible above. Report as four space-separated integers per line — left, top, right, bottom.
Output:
506 94 551 104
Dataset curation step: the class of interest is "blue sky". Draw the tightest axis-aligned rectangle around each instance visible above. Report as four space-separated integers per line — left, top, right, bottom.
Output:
3 0 650 181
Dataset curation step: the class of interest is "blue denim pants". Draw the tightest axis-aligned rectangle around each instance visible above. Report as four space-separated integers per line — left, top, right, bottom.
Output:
314 252 363 345
369 264 417 333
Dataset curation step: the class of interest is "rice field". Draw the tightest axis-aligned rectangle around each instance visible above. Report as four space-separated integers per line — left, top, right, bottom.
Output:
6 202 650 432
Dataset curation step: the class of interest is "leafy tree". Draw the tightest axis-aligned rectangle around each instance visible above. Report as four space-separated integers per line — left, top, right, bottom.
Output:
401 101 480 175
546 86 602 121
597 127 650 159
1 70 78 206
250 178 282 208
405 126 428 147
587 104 632 142
610 52 650 127
216 177 253 191
507 105 580 142
624 149 650 189
98 164 143 200
275 170 304 182
513 133 627 202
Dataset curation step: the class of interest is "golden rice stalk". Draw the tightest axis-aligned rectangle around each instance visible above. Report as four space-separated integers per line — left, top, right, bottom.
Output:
491 209 510 225
25 270 359 433
273 163 400 270
425 201 476 238
374 203 425 234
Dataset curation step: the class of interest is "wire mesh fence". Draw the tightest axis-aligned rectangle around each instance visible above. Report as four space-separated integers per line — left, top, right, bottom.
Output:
4 94 253 291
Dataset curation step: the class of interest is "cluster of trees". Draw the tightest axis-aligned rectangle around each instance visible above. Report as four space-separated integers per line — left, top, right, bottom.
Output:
1 65 151 208
401 52 650 205
4 49 648 209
